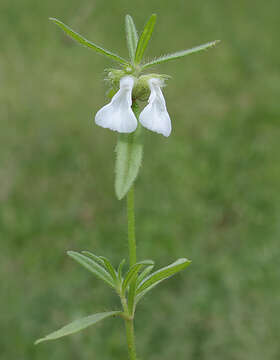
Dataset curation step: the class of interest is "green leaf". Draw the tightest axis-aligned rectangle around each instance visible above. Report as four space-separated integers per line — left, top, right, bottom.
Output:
134 14 157 64
99 256 117 282
136 258 191 303
117 259 126 282
136 265 154 287
125 15 138 62
122 264 142 293
122 260 154 294
49 18 129 66
115 114 143 200
35 311 121 344
127 277 137 315
81 251 105 266
142 40 220 69
67 251 114 288
122 260 153 314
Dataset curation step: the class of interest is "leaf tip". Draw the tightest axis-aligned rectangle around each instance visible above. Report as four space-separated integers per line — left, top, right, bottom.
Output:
213 40 221 47
116 194 124 201
67 250 76 257
116 192 124 201
34 338 44 345
114 179 127 200
142 259 155 265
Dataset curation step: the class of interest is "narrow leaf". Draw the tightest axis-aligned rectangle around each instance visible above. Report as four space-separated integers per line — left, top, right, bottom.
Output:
137 258 191 292
81 251 105 266
122 260 154 293
117 259 126 282
35 311 121 344
127 278 137 315
67 251 114 288
115 118 143 200
142 40 220 69
122 264 142 293
136 265 154 287
135 14 157 64
49 18 129 65
136 258 191 302
99 256 117 282
125 15 138 62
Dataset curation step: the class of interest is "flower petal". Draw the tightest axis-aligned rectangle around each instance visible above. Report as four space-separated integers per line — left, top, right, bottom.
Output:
139 78 171 137
95 76 137 133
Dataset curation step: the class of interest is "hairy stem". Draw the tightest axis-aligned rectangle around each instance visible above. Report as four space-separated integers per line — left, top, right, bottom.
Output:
123 102 139 360
125 318 137 360
127 186 136 267
123 187 138 360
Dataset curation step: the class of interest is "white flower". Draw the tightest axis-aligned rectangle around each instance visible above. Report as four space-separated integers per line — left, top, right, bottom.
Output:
95 75 137 133
139 78 171 137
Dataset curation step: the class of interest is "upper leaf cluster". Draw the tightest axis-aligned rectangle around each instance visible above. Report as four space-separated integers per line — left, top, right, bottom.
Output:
49 15 219 75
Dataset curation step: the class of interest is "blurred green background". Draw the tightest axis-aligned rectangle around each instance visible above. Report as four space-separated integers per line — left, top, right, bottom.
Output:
1 0 279 359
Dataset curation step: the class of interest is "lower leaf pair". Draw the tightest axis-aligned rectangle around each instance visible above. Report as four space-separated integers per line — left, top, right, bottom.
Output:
35 250 191 344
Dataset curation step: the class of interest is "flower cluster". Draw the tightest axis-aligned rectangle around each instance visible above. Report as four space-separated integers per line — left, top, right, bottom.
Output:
49 16 218 140
95 75 172 137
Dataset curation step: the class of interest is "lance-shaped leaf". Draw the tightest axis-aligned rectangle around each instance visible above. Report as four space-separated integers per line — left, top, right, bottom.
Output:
134 14 157 64
67 251 114 288
81 251 105 266
99 256 117 282
142 40 220 69
49 18 129 66
125 15 138 62
117 259 126 282
122 260 154 294
35 311 121 344
136 258 191 303
115 116 143 200
127 277 137 315
136 264 154 287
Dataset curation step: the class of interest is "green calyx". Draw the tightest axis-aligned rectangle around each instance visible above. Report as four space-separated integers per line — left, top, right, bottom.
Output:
132 74 170 101
105 69 170 101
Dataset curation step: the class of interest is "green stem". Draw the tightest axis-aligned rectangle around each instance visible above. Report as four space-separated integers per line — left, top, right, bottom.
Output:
125 180 137 360
127 186 136 267
124 318 137 360
123 102 139 360
120 295 137 360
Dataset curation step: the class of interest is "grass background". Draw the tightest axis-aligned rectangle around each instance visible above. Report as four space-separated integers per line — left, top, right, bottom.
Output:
1 0 280 359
